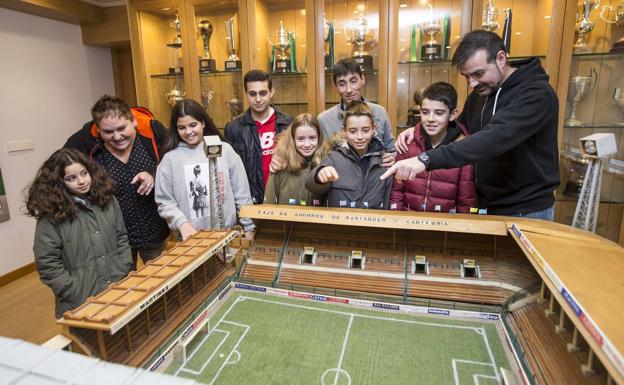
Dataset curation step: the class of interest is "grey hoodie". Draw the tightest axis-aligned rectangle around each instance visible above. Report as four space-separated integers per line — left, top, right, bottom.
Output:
317 101 396 152
155 141 255 235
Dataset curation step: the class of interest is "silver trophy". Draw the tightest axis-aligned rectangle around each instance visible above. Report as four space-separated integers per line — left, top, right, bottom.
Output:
167 13 183 74
268 21 292 73
482 0 512 52
198 20 216 72
564 153 590 197
566 68 598 126
201 90 214 110
224 16 242 70
226 93 244 118
420 5 442 61
345 16 377 71
600 4 624 52
165 84 186 107
574 0 601 51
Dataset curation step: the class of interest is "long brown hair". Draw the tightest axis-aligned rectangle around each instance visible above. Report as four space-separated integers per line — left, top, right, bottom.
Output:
25 148 116 221
274 113 327 173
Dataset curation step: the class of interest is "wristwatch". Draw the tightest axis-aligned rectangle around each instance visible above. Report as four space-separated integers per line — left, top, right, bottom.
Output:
418 152 431 171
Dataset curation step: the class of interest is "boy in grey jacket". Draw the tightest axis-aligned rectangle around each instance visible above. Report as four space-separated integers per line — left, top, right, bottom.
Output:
306 101 392 209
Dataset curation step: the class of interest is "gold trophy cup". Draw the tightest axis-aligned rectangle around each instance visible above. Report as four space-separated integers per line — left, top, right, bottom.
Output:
421 5 442 62
198 20 216 73
600 3 624 53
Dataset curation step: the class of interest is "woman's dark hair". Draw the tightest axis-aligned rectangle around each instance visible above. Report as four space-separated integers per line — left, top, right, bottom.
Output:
25 148 116 221
168 99 222 150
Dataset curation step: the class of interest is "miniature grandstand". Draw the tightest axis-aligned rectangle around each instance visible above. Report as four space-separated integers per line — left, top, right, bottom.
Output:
53 206 624 385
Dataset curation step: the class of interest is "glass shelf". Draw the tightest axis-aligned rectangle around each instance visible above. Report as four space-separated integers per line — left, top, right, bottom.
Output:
564 123 624 129
151 72 184 79
572 52 624 59
398 60 451 65
271 71 307 77
200 70 242 77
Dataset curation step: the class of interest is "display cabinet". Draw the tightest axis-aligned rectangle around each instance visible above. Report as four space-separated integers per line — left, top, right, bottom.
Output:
394 0 465 131
556 0 624 241
185 0 244 130
323 0 386 112
128 1 189 126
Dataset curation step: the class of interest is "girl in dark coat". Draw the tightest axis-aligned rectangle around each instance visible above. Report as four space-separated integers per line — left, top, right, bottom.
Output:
390 82 477 213
25 148 132 318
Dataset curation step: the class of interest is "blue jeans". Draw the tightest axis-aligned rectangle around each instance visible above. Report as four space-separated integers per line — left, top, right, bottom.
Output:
509 205 554 221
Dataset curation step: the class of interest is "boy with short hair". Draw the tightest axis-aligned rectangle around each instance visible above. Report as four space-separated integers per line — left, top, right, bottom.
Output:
305 100 392 209
389 82 476 213
225 69 292 204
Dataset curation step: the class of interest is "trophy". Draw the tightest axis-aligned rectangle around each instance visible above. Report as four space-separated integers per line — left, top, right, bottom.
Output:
345 16 377 71
564 153 590 197
198 20 216 73
324 18 335 70
224 16 242 71
226 93 244 118
200 89 214 110
614 88 624 124
574 0 601 52
167 13 183 74
268 21 293 73
420 5 442 61
482 0 512 53
566 68 598 126
600 4 624 53
165 84 186 107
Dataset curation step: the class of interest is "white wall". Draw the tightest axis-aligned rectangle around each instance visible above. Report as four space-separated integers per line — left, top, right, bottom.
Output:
0 7 116 275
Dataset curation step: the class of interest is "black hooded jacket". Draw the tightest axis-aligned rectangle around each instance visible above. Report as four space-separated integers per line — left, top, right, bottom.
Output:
426 57 560 215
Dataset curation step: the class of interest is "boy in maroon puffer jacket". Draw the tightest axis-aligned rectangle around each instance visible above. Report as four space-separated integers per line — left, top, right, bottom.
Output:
390 82 477 213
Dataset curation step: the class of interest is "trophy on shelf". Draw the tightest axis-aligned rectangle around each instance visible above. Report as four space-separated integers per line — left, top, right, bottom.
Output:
167 13 183 74
566 68 598 126
324 18 335 70
482 0 512 53
226 93 244 118
345 16 377 71
564 153 590 197
198 20 216 73
600 3 624 53
574 0 601 52
268 21 293 73
614 88 624 125
201 89 214 110
165 84 186 107
420 5 442 61
224 16 242 71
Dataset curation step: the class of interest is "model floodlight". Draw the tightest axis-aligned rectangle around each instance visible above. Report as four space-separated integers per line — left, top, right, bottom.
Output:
579 133 616 158
203 135 222 158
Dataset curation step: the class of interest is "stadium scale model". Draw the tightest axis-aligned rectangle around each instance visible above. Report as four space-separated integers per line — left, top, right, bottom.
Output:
55 205 624 385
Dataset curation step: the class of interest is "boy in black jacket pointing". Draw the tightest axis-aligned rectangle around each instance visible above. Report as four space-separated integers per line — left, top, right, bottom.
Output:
387 30 559 220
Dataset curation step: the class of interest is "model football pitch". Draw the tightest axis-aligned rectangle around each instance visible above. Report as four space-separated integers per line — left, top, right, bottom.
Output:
164 291 512 385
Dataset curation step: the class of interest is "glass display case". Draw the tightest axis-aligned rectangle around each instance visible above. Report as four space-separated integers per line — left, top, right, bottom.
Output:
247 0 309 117
557 0 624 241
129 2 187 125
324 0 381 110
396 0 464 131
188 0 243 131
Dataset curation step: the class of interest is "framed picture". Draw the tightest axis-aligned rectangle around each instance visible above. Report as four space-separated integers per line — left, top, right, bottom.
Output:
0 167 10 223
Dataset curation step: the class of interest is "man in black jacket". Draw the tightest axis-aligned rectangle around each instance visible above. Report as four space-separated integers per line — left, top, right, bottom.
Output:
64 95 170 267
224 70 292 204
385 30 559 220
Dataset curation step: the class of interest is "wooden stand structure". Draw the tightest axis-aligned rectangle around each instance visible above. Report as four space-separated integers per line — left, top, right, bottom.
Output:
57 229 238 366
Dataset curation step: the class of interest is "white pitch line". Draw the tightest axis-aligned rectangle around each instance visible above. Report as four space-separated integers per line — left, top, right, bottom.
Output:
207 323 250 385
479 327 500 382
333 315 354 385
452 359 495 385
177 329 230 376
240 296 480 332
474 374 497 385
